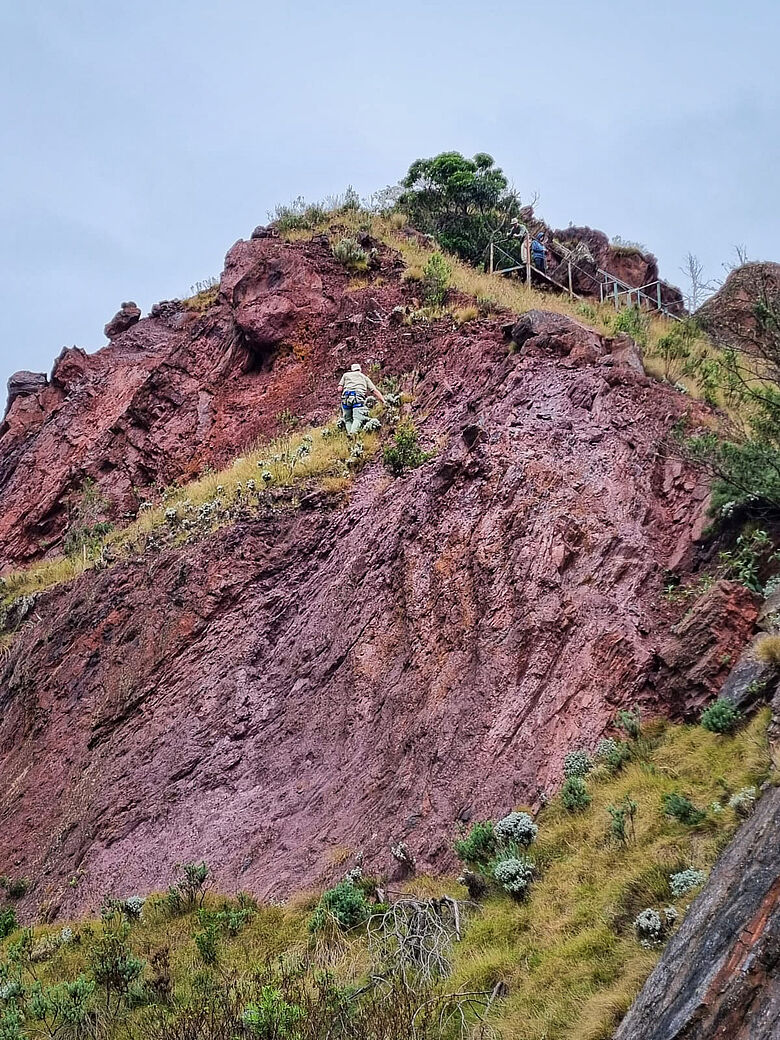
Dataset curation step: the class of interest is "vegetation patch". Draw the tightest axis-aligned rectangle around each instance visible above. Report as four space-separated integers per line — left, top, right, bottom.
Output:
0 713 771 1040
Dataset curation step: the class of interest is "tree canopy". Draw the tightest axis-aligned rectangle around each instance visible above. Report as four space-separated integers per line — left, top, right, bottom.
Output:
399 151 520 265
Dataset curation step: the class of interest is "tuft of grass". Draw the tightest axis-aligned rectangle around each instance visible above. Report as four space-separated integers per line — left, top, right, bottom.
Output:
755 633 780 666
453 305 479 325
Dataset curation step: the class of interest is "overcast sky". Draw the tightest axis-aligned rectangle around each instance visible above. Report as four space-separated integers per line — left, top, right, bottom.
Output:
1 0 778 392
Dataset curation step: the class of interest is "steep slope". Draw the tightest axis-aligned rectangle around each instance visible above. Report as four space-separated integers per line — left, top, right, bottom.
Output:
616 743 780 1038
0 230 757 915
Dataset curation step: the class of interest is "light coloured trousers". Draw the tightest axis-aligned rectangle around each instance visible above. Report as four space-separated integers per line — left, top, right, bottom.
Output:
342 402 369 435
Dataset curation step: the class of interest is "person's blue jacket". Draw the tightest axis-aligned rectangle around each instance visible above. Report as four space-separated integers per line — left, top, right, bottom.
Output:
531 237 545 258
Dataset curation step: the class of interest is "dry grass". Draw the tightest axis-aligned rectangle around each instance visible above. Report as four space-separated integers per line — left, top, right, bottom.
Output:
755 633 780 666
1 422 378 605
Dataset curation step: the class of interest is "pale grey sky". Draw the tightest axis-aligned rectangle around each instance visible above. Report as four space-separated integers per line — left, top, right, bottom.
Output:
1 0 778 393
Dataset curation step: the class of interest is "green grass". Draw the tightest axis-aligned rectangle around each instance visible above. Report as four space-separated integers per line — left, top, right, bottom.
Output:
0 712 771 1040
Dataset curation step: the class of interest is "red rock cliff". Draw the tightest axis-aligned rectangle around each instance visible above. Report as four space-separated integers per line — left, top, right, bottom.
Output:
0 233 756 915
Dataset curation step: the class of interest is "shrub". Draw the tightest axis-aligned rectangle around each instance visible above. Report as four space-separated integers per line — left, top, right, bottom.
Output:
492 857 535 898
718 529 778 593
495 811 538 848
669 868 707 897
561 777 591 812
270 196 328 233
0 907 17 939
607 796 638 845
383 423 431 476
0 878 28 901
165 862 209 915
700 698 742 734
662 793 706 825
728 786 758 815
421 253 451 307
331 237 368 271
595 737 631 772
615 707 642 739
453 821 497 867
89 919 145 1004
27 977 95 1033
612 306 649 348
563 750 593 778
243 986 305 1037
308 881 372 933
194 919 220 966
755 633 780 666
634 906 677 947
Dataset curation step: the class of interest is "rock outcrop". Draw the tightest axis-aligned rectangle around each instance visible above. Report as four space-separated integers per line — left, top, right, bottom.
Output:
697 261 780 352
104 301 141 339
0 229 757 915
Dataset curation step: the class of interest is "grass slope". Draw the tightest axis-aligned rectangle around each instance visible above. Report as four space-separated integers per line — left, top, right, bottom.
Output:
0 711 772 1040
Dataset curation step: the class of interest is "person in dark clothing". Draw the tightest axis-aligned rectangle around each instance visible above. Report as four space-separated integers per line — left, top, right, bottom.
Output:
531 236 547 274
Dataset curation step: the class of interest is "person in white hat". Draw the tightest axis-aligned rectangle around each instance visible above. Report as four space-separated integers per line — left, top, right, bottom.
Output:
338 363 386 435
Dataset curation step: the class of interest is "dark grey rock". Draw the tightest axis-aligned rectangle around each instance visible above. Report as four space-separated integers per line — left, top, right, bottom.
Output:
719 642 778 711
6 370 47 410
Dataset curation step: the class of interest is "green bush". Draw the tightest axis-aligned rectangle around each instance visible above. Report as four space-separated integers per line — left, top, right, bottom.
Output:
383 423 431 476
308 881 373 933
27 977 95 1033
0 906 17 938
718 529 778 593
607 797 638 845
194 919 220 966
331 237 368 271
595 738 631 772
165 862 209 916
612 306 649 348
492 857 535 898
662 793 706 826
615 708 642 740
89 918 145 1003
421 252 451 307
243 986 305 1037
700 698 742 735
453 821 498 867
561 777 591 812
563 750 593 778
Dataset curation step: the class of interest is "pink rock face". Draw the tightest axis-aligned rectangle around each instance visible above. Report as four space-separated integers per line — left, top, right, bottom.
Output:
0 249 751 915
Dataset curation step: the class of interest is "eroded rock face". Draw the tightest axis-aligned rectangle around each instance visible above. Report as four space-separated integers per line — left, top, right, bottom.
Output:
0 282 752 915
615 782 780 1040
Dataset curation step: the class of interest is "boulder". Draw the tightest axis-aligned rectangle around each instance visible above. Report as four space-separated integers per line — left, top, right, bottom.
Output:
507 309 604 360
225 242 332 355
697 262 780 352
718 640 778 711
104 301 141 339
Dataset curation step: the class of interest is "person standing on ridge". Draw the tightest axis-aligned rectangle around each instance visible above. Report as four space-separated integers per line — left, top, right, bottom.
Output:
338 363 386 435
531 235 547 274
